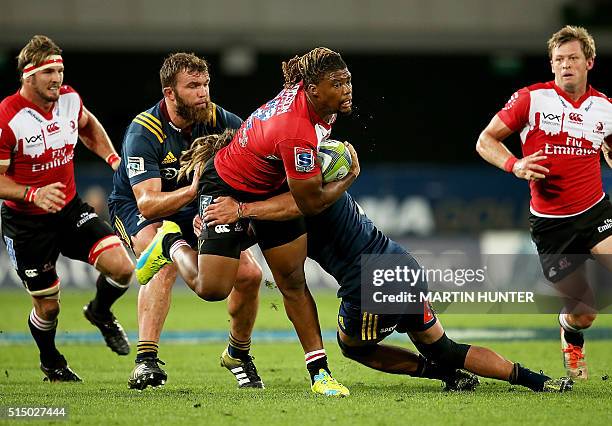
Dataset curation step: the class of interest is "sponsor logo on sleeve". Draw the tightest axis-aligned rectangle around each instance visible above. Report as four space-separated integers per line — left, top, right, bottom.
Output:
127 156 146 178
294 147 315 172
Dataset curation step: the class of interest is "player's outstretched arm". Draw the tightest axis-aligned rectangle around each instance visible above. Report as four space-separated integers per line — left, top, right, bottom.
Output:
78 106 121 171
132 166 200 219
476 115 549 181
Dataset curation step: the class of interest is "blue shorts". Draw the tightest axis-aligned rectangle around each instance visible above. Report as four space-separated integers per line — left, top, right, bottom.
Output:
109 199 198 251
337 299 437 342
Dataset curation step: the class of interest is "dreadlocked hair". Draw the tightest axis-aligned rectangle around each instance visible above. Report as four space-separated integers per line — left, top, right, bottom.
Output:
178 129 237 182
282 47 347 88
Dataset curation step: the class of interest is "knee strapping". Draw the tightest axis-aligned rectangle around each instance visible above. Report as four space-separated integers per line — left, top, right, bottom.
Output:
414 333 470 369
336 332 377 358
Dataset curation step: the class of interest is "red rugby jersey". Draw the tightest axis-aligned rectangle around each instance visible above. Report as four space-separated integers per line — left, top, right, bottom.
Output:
0 86 83 214
214 82 334 194
497 81 612 217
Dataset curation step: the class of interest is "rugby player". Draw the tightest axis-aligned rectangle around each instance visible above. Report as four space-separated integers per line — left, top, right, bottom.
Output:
198 150 574 393
108 53 263 390
0 35 134 382
136 47 357 396
476 25 612 380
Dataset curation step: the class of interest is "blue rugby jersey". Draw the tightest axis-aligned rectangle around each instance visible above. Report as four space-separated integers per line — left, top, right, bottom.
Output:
109 100 242 204
306 192 407 303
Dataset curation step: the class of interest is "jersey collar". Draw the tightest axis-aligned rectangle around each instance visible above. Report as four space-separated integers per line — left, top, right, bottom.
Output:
552 81 593 109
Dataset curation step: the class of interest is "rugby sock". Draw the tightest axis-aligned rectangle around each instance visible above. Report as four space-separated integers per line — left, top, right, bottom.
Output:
169 240 190 262
415 356 457 380
135 341 159 362
559 313 585 346
28 309 62 366
305 349 331 383
161 233 184 259
508 363 549 391
90 274 129 317
227 333 251 360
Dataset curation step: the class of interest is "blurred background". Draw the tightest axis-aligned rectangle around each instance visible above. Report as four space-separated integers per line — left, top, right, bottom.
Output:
1 0 611 291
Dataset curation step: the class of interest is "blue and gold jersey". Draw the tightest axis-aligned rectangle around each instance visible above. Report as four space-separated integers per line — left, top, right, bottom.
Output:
110 100 242 204
306 192 407 303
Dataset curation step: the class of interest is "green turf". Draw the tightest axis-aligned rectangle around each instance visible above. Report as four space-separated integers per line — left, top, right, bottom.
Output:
1 289 611 425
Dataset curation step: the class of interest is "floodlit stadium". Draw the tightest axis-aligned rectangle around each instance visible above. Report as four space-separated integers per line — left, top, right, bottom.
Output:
1 1 611 425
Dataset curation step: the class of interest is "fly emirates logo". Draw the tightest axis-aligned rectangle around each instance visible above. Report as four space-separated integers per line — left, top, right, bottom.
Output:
32 147 74 172
543 136 598 157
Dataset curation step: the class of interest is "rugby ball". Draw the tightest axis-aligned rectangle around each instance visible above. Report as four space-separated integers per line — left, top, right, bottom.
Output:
318 139 352 183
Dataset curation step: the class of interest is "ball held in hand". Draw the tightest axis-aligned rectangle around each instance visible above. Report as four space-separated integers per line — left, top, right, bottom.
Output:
318 139 352 183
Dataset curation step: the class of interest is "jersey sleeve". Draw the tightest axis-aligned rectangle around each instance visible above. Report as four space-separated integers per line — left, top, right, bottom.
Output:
496 87 530 132
0 122 16 167
277 138 321 180
122 131 162 186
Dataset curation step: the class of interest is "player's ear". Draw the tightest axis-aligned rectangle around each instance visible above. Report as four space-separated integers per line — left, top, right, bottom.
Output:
163 86 175 101
306 83 319 99
586 57 595 71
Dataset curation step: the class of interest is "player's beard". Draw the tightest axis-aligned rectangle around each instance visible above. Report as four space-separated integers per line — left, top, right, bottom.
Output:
175 93 213 124
32 75 60 103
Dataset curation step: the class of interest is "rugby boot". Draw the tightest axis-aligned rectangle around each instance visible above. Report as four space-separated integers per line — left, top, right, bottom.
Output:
542 376 574 392
561 328 588 379
311 369 350 397
135 221 181 285
442 369 480 391
41 355 82 382
220 348 265 388
83 302 130 355
128 358 167 390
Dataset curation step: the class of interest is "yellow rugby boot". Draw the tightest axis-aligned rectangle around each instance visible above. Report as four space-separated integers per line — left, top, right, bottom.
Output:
311 369 350 397
135 221 181 285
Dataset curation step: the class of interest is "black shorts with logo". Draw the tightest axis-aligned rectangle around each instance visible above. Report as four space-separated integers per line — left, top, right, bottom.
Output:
529 195 612 283
197 158 306 259
1 196 114 293
337 299 437 342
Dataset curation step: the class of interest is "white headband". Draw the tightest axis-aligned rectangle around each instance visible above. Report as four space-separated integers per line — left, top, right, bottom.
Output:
22 55 63 79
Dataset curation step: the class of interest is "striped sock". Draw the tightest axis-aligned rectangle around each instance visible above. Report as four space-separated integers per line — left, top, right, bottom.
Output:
305 349 330 383
28 308 61 366
559 313 584 346
169 239 190 262
136 340 159 362
228 333 251 360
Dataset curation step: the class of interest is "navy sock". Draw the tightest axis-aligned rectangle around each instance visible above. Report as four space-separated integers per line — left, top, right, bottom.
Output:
136 341 159 363
509 363 549 391
228 333 251 360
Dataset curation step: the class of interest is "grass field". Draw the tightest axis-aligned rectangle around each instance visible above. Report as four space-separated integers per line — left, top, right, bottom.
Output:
1 288 611 425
